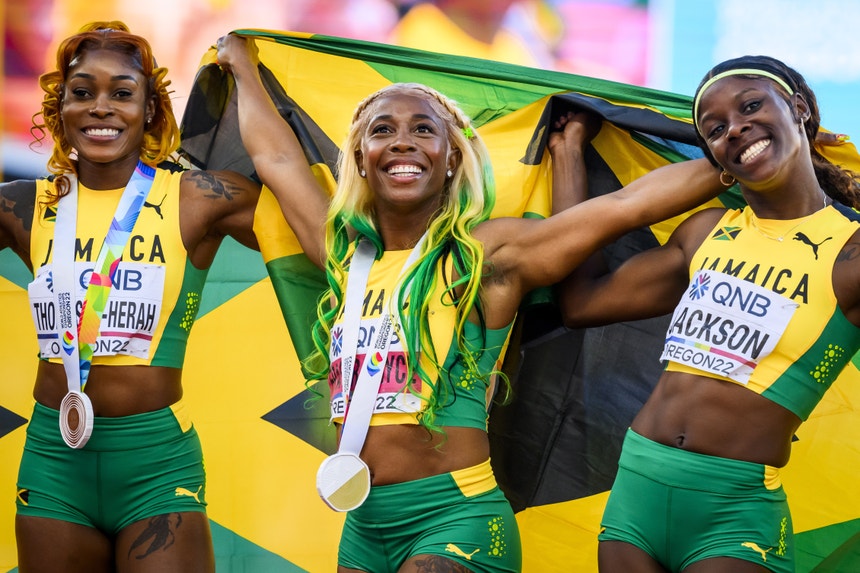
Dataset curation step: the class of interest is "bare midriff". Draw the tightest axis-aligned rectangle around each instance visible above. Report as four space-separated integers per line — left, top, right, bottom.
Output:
34 361 183 417
632 370 802 468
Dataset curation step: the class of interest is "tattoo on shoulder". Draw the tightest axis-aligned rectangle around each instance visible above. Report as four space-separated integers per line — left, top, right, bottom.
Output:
187 171 242 202
837 242 860 262
0 183 35 232
127 513 182 560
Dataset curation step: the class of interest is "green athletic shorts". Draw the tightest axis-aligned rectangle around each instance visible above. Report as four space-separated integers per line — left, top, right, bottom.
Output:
16 401 207 534
338 459 522 573
599 428 793 573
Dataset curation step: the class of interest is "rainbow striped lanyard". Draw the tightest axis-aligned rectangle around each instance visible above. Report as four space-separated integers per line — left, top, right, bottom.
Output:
52 161 156 393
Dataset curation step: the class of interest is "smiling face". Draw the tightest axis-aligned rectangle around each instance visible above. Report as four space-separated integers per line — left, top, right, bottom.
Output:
696 76 808 191
60 48 154 173
356 91 457 216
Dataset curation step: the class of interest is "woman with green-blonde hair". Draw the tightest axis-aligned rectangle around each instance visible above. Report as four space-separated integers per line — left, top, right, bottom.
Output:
2 21 262 572
218 34 723 573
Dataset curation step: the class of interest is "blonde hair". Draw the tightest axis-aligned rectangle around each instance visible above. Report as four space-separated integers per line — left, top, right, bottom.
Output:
308 83 501 431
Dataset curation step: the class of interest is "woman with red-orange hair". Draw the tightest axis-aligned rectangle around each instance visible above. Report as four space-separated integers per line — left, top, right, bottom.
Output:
0 22 261 572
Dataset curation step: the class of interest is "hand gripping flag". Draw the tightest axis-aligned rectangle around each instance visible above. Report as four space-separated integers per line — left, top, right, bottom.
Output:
177 29 860 573
3 28 858 572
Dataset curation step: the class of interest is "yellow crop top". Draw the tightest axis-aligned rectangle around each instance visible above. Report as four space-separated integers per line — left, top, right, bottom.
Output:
327 247 512 429
662 205 860 420
27 167 208 368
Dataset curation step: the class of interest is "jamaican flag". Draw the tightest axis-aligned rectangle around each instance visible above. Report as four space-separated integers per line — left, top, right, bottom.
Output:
2 30 859 572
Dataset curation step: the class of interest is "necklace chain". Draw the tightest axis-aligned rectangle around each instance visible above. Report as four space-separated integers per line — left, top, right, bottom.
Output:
749 190 828 242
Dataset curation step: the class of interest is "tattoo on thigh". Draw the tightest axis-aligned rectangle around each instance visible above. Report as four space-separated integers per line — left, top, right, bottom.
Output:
127 513 183 560
413 555 474 573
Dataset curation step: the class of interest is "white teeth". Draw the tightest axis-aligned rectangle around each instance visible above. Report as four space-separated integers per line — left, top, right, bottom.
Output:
387 165 422 175
85 128 119 137
740 139 770 163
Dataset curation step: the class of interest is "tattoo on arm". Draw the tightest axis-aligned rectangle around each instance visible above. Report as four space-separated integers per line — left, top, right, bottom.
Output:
0 184 35 233
127 513 182 560
837 242 860 263
187 171 241 201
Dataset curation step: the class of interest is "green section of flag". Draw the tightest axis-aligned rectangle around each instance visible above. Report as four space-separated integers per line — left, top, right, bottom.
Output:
796 519 860 572
264 253 328 374
199 237 268 318
234 30 694 122
0 249 31 289
211 520 308 572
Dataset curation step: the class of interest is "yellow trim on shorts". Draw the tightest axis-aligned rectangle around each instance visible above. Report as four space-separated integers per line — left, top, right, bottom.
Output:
764 465 782 491
451 459 496 497
169 400 193 433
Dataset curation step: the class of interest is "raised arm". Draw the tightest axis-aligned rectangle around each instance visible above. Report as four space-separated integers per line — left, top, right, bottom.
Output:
215 34 328 268
557 210 724 327
544 112 727 328
475 149 724 327
547 110 602 213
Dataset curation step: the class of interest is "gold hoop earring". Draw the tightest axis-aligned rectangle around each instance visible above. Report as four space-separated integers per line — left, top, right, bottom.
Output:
720 171 736 187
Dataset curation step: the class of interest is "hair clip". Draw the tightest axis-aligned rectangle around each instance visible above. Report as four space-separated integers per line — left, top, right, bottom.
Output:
462 126 474 139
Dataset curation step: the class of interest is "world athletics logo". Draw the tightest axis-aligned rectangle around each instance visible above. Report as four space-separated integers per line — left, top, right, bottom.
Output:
366 351 384 376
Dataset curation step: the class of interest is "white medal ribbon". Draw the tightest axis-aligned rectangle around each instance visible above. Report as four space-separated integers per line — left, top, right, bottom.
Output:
317 234 426 511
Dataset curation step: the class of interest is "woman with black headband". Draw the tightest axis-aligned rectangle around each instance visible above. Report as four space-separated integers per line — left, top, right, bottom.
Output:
557 55 860 572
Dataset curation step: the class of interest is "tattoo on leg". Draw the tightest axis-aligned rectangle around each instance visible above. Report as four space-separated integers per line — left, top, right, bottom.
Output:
127 513 182 560
413 555 473 573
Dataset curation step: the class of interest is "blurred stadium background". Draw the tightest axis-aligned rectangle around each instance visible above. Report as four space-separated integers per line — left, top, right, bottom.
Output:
3 2 860 572
4 0 860 181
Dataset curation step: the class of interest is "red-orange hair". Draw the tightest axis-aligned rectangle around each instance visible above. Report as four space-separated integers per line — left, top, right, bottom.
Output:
32 21 180 199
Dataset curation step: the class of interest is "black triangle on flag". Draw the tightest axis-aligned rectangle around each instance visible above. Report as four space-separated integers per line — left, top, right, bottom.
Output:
0 406 27 439
262 380 337 455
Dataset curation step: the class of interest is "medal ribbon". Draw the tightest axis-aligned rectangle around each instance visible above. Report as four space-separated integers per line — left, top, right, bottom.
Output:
336 233 426 456
53 161 155 393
